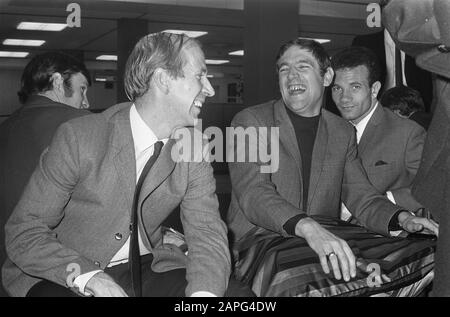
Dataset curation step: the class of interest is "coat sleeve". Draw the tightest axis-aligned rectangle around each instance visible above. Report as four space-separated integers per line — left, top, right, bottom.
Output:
391 123 426 210
228 109 303 237
342 127 402 236
5 122 101 292
180 157 231 296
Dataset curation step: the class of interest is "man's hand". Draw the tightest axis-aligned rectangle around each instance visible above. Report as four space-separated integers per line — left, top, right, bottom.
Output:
85 272 128 297
295 217 356 281
398 211 439 236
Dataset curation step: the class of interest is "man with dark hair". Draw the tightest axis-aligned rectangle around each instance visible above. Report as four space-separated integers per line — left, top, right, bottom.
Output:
381 86 432 130
0 52 91 296
227 38 437 296
3 32 248 297
352 0 433 111
331 46 426 217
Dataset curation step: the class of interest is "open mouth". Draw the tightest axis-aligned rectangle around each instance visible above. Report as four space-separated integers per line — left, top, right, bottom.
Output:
288 84 307 95
193 99 203 108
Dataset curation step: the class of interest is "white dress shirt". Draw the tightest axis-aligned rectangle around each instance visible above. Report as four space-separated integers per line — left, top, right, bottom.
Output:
74 104 214 296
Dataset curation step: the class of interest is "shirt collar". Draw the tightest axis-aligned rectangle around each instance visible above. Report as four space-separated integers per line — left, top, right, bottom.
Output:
129 104 166 156
352 101 379 143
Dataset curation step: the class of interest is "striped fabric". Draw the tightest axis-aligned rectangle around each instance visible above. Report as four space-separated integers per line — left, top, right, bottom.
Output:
234 216 436 297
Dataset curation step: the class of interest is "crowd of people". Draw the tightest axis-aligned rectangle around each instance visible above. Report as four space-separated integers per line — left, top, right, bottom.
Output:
0 0 449 297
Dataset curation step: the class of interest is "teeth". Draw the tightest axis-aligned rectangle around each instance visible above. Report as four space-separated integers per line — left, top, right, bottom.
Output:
288 85 306 93
193 100 203 108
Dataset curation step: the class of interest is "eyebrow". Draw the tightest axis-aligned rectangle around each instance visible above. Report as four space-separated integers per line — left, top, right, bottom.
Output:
277 58 315 69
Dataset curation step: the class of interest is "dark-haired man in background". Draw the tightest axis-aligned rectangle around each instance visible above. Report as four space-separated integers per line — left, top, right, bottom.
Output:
381 86 432 130
331 46 426 219
0 52 91 296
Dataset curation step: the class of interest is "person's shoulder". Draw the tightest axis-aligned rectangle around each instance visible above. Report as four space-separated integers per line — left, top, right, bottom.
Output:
322 108 354 131
382 106 425 133
65 102 131 129
232 99 277 126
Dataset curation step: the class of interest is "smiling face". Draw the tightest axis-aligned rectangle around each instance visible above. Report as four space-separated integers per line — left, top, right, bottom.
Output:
277 45 333 117
168 44 215 127
331 65 380 124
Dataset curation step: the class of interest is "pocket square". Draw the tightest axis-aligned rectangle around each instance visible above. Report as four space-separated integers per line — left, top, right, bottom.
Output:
375 160 388 166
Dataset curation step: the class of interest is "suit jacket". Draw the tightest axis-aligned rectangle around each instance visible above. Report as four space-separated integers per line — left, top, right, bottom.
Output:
226 99 401 246
412 77 450 296
358 105 425 211
2 103 230 297
0 95 89 296
352 31 433 110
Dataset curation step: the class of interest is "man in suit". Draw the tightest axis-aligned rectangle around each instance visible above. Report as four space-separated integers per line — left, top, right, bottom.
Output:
352 0 433 111
381 86 432 130
0 52 91 296
331 46 426 217
3 32 236 297
227 38 438 284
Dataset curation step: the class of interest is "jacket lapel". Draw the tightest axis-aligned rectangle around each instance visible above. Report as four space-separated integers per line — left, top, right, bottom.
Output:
307 111 328 208
358 104 383 155
138 139 177 207
111 106 136 212
274 100 303 201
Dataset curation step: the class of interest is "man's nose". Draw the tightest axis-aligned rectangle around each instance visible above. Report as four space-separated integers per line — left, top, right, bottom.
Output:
202 77 215 97
81 96 90 109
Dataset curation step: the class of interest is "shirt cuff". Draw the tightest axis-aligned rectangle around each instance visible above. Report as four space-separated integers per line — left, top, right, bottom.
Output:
386 191 396 204
73 270 103 296
191 291 217 297
283 214 309 236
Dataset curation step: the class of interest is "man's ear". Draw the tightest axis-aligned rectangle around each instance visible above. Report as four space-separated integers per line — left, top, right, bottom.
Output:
371 81 381 99
323 67 334 87
50 72 64 92
153 68 170 95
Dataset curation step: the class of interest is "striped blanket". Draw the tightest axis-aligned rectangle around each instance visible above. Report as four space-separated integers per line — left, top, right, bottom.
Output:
233 217 436 297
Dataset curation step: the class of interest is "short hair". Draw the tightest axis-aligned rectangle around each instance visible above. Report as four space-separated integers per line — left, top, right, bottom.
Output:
124 32 201 101
331 46 381 86
381 86 425 116
18 52 91 104
276 38 331 76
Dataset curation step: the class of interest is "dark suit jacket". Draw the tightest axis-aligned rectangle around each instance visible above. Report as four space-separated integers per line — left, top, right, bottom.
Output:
2 103 230 297
358 105 425 211
0 95 89 296
412 77 450 296
352 31 433 111
227 99 401 247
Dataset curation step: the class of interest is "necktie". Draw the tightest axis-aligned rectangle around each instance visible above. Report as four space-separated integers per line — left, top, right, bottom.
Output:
395 48 403 87
129 141 163 297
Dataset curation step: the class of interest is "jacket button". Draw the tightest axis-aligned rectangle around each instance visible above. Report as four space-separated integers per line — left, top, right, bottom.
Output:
115 233 123 240
94 261 101 267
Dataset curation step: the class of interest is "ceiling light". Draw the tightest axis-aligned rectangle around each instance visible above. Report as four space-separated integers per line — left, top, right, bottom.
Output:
95 78 107 82
229 50 244 56
298 37 331 44
162 30 208 38
205 59 229 65
3 39 45 47
96 55 117 61
17 22 67 31
0 51 29 58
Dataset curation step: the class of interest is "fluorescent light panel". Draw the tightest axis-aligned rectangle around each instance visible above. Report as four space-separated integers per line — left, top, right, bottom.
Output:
0 51 29 58
229 50 244 56
3 39 45 47
162 30 208 38
298 37 331 44
96 55 117 61
17 22 67 31
205 59 229 65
